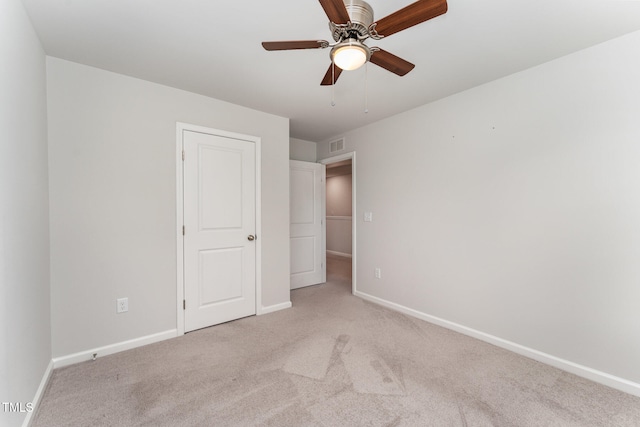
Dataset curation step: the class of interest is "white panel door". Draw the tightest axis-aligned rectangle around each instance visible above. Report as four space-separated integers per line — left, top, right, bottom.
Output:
290 160 325 289
183 130 256 332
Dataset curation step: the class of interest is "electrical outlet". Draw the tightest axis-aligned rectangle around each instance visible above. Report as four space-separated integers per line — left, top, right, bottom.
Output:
117 297 128 313
375 268 382 279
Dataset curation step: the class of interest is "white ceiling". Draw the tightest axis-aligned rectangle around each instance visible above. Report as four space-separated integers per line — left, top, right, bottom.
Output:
21 0 640 142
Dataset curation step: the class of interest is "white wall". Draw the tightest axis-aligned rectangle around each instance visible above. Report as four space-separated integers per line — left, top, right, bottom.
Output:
318 31 640 389
326 174 352 217
326 174 352 256
0 0 51 425
47 58 290 358
289 138 317 162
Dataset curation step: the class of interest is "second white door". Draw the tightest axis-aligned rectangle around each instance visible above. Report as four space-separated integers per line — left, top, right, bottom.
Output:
290 160 325 289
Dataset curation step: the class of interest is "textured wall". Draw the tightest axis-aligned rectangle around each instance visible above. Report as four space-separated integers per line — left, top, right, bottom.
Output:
326 174 352 255
290 138 317 162
318 31 640 387
0 0 51 425
47 58 290 357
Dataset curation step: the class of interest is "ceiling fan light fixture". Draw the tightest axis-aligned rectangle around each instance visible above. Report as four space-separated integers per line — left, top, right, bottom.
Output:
331 40 369 71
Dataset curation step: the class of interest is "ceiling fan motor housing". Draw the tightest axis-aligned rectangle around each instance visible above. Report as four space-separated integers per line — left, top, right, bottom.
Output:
331 0 374 41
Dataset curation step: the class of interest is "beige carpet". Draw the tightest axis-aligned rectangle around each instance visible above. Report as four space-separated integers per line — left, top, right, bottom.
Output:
33 254 640 426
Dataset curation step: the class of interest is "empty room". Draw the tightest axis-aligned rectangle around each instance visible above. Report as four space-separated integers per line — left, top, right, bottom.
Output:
2 0 640 425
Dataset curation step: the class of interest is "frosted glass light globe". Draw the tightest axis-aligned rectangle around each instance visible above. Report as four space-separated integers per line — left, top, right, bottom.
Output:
332 44 367 71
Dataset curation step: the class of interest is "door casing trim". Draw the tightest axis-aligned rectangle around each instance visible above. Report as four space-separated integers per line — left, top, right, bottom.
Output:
176 122 262 336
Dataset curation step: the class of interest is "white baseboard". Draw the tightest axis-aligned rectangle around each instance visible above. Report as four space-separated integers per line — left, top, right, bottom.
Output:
326 250 352 258
22 359 53 427
52 329 178 369
355 290 640 398
259 301 292 315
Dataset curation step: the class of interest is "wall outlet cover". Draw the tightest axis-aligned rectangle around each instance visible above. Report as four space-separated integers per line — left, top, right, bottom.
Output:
117 297 128 313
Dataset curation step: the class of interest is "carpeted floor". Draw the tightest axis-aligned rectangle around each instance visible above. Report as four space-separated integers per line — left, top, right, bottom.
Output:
33 254 640 426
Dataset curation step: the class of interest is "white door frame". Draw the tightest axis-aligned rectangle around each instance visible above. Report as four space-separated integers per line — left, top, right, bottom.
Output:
319 151 356 295
176 122 262 336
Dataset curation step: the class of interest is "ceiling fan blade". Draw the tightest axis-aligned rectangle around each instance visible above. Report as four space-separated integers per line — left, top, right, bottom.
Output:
370 49 415 76
262 40 328 51
372 0 447 38
321 63 343 85
318 0 350 24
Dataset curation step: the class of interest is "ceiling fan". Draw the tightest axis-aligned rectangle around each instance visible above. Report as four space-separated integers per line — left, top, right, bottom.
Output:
262 0 448 85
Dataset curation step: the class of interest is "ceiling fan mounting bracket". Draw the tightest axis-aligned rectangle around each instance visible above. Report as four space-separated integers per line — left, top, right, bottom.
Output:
367 23 383 40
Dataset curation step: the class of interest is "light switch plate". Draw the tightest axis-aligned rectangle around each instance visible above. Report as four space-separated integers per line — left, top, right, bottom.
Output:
364 212 373 222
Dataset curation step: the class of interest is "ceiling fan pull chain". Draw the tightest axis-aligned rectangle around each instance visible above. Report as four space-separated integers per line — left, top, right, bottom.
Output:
364 62 369 114
331 62 336 106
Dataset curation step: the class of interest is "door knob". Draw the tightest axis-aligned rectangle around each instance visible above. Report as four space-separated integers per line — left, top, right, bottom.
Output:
247 235 255 241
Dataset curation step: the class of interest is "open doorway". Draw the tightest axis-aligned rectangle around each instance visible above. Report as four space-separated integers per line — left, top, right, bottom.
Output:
320 153 356 294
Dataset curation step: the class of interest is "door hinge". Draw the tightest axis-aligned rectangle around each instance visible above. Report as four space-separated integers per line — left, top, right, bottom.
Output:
183 299 186 310
182 225 185 235
182 150 185 161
